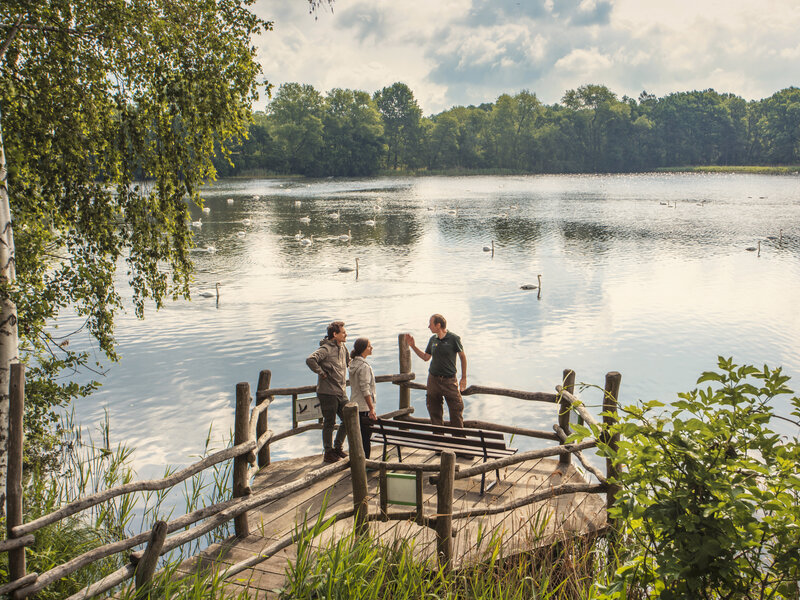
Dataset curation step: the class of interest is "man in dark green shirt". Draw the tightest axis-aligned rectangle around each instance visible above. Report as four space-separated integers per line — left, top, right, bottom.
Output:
405 314 467 427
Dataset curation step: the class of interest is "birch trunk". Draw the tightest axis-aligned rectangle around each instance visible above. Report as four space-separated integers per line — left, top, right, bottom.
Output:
0 108 21 514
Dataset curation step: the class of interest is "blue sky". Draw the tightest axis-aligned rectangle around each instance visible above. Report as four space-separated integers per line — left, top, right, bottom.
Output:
253 0 800 114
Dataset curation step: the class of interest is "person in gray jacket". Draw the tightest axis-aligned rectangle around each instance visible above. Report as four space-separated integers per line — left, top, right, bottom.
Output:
306 321 350 463
349 337 377 458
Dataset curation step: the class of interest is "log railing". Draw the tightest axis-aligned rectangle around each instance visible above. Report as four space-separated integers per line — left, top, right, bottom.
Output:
1 333 621 598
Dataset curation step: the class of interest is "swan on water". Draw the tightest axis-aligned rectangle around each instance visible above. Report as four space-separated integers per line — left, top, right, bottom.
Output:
242 218 252 226
299 216 311 224
227 198 234 205
198 283 220 298
520 274 542 290
338 230 352 241
339 258 359 273
202 206 211 214
300 235 314 247
191 218 202 228
328 211 340 220
294 230 303 240
236 231 246 238
364 218 376 226
205 245 216 254
294 200 302 207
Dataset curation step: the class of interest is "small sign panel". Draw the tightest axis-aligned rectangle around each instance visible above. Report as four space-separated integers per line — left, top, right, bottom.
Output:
295 395 322 423
385 472 418 506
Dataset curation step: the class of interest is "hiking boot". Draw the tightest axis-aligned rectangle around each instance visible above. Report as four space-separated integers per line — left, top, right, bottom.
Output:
323 450 341 464
333 447 348 459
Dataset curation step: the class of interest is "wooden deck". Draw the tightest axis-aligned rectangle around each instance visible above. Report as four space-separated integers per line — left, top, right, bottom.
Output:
176 445 607 598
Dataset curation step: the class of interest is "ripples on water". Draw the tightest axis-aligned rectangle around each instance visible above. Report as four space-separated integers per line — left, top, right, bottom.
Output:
69 173 800 479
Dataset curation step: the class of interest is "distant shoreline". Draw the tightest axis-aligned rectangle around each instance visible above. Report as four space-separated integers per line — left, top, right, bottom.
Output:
215 165 800 180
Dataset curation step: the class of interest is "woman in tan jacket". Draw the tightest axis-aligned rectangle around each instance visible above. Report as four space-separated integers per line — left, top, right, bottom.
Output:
349 337 377 458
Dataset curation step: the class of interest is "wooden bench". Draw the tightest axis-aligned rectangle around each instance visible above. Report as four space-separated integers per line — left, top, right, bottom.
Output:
367 418 517 495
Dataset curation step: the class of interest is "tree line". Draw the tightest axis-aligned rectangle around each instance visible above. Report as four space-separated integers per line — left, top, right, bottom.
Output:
214 83 800 177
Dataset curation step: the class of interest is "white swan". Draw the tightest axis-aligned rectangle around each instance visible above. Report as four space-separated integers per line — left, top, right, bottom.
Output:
236 231 246 238
202 206 211 214
364 218 376 226
339 258 359 272
242 218 252 226
300 235 313 247
328 211 340 220
520 274 542 290
198 283 220 298
191 218 202 228
299 216 311 224
338 230 351 241
294 200 302 207
226 198 234 205
205 245 216 254
294 230 303 240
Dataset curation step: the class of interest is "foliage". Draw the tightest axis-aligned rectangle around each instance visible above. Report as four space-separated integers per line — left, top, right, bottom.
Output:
281 505 603 599
0 418 242 598
216 82 800 177
588 358 800 599
0 0 268 452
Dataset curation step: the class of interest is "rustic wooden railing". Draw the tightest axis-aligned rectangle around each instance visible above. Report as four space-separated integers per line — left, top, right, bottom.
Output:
0 334 621 597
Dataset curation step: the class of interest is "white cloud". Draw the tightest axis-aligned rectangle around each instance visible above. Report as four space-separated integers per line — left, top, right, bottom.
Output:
253 0 800 114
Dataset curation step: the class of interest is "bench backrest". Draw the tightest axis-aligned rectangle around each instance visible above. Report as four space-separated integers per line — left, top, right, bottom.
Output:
369 418 509 452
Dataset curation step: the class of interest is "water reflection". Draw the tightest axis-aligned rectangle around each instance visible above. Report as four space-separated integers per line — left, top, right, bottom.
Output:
71 173 800 483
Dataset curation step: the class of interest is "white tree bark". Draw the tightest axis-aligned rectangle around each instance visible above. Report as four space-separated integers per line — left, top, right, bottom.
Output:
0 109 21 515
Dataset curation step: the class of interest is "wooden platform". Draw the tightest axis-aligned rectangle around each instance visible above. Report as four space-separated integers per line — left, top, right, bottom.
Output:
177 446 607 598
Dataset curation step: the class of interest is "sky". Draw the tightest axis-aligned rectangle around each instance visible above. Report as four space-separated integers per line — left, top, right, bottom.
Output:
252 0 800 115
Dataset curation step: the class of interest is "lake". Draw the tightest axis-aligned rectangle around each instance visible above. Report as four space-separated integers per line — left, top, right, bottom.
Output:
69 173 800 479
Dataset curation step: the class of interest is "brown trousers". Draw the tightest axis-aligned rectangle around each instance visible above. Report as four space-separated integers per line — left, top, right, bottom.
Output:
426 374 464 428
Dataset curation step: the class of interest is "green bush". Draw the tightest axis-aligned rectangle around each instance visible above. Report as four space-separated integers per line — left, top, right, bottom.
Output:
591 357 800 599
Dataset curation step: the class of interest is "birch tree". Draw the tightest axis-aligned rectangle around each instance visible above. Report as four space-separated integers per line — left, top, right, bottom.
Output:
0 0 270 511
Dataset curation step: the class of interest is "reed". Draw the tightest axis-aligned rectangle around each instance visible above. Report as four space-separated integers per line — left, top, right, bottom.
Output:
280 504 608 600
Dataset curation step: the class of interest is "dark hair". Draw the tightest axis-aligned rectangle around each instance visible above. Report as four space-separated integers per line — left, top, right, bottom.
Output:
351 337 370 359
326 320 345 339
431 314 447 328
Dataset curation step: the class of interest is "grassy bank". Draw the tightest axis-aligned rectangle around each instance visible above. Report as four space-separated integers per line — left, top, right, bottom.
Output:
656 165 800 174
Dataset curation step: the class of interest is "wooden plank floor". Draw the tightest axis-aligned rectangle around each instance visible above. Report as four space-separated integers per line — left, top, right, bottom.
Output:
177 447 606 598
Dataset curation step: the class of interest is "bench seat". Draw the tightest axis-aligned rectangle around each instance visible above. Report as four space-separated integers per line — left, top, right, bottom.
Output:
367 418 517 494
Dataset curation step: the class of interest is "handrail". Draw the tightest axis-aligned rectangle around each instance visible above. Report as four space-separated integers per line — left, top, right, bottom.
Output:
557 386 600 428
255 372 416 401
430 439 598 483
12 441 256 538
403 381 559 403
450 481 607 520
15 460 352 599
553 425 607 484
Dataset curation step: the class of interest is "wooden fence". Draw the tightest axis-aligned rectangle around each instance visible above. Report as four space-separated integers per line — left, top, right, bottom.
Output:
0 334 621 598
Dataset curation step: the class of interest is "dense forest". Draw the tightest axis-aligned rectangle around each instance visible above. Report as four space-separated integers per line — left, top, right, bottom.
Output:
213 83 800 177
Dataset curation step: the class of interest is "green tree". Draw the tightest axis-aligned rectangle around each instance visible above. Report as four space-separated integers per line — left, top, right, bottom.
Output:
267 83 325 175
321 88 383 176
755 87 800 164
373 82 423 170
588 358 800 599
0 0 268 504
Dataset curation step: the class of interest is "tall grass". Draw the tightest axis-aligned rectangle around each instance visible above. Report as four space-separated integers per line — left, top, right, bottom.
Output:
0 414 252 599
280 502 607 600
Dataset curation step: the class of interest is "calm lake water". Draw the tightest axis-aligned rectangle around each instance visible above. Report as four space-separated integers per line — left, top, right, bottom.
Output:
70 173 800 479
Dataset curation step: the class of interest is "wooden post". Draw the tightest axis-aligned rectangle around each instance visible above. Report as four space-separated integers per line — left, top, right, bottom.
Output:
436 450 456 572
343 402 368 535
398 333 411 410
134 520 168 593
7 364 25 584
233 382 251 538
559 369 575 467
256 370 272 468
379 463 388 521
603 371 622 553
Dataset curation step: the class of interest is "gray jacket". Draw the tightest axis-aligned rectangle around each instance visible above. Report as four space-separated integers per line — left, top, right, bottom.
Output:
306 338 350 397
349 356 376 412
